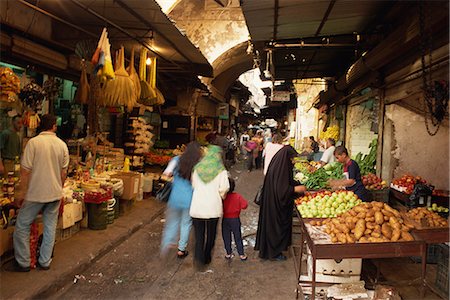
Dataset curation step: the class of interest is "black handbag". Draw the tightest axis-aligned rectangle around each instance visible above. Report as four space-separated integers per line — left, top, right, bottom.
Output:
254 185 263 205
156 181 172 203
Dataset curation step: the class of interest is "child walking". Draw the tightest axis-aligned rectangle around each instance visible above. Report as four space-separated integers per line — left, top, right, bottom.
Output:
222 178 248 260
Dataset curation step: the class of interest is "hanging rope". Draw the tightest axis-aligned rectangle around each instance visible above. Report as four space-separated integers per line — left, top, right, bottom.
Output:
419 2 449 136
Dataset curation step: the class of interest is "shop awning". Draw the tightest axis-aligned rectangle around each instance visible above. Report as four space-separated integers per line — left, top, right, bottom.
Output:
4 0 212 78
241 0 392 81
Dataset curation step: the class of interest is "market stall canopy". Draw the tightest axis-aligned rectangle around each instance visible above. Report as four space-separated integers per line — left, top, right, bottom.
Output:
1 0 212 78
241 0 392 81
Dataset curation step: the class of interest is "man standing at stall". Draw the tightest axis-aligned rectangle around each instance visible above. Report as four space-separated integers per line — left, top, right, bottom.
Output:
319 138 336 166
12 114 69 272
0 115 22 176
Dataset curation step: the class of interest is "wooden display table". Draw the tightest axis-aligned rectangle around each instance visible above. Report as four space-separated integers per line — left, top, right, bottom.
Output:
292 209 427 300
411 227 449 297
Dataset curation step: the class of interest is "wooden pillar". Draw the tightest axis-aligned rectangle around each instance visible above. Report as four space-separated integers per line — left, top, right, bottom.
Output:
376 90 386 177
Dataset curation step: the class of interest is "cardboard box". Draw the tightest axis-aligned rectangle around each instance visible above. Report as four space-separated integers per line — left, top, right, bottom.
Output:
300 255 362 284
58 203 75 229
73 201 83 222
111 172 141 200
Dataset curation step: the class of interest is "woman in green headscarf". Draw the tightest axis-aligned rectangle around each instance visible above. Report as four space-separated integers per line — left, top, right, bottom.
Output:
190 145 230 267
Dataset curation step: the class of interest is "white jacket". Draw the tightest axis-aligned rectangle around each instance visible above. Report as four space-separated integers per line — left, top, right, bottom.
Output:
190 170 230 219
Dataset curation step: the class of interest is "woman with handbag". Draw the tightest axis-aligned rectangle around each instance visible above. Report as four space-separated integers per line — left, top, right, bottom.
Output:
190 145 230 268
255 146 306 261
160 141 202 258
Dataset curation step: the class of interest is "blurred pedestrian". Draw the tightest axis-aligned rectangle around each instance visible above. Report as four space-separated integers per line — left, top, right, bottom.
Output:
253 130 264 170
255 146 306 260
13 114 69 271
222 177 248 261
160 141 202 258
243 138 257 172
263 134 284 175
190 145 229 268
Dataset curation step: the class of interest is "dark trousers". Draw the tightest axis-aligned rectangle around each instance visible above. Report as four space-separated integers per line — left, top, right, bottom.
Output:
246 152 254 171
222 218 244 255
192 218 219 265
255 151 262 169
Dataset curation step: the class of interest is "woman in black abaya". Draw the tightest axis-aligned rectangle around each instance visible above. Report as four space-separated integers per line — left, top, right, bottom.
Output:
255 146 306 260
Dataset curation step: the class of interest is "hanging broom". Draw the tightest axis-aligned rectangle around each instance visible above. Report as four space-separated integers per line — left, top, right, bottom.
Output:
103 46 134 110
126 48 140 108
147 57 165 106
138 48 156 106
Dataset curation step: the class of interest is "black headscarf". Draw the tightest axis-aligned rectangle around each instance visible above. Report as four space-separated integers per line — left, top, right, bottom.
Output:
255 146 299 259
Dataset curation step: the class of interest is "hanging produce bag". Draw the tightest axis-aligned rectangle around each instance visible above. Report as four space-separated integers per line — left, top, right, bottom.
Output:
19 82 46 109
94 28 115 82
74 60 90 104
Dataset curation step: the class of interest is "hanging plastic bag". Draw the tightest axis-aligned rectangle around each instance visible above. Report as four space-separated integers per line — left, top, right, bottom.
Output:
101 30 115 81
91 28 106 66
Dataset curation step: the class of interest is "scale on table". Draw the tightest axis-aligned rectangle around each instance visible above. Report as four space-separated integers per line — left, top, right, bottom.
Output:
408 183 434 208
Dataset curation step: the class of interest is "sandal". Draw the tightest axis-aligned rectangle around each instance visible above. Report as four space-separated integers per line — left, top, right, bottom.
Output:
177 250 189 259
224 253 234 259
239 255 248 261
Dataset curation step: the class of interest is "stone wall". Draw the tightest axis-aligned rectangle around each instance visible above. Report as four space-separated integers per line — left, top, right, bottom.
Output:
345 101 378 157
383 104 449 190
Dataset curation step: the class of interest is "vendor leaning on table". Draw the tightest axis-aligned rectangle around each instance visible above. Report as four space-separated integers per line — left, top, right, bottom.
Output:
327 145 371 202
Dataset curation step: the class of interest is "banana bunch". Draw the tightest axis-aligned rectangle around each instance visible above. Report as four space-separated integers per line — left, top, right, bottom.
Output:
24 112 41 129
29 114 40 129
320 125 340 141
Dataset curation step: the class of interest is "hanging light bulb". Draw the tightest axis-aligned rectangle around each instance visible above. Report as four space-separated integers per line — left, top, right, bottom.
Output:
146 57 151 65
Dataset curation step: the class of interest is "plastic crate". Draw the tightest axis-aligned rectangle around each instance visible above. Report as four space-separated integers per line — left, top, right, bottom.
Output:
369 189 389 203
411 244 441 264
435 244 449 298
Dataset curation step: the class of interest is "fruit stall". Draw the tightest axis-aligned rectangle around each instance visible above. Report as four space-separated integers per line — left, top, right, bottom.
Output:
292 198 449 299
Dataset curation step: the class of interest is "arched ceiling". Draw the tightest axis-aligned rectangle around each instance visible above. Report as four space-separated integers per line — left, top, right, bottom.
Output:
206 41 253 100
163 0 252 99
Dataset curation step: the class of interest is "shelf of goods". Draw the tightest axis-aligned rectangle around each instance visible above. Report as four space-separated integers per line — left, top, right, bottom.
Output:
0 67 20 103
125 117 154 169
292 198 449 300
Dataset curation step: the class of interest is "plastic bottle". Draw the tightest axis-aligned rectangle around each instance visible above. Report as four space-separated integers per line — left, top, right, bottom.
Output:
123 157 130 172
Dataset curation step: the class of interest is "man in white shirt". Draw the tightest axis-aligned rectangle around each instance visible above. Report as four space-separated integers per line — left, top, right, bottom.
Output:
13 114 69 272
320 138 336 166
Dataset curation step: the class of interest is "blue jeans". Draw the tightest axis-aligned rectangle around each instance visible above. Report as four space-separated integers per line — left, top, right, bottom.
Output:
13 200 60 268
222 218 244 255
161 207 192 252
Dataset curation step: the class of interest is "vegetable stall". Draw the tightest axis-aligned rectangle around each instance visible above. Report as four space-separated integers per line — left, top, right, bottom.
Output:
291 148 449 299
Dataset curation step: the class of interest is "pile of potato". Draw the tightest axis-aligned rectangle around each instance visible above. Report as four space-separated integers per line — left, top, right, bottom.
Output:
405 207 448 228
310 202 415 243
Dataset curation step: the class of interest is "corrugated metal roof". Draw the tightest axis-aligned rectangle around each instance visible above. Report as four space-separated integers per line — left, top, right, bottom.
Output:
241 0 389 80
23 0 212 77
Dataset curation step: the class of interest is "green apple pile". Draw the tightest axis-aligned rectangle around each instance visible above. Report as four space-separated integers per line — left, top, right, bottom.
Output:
297 190 362 218
428 203 449 213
